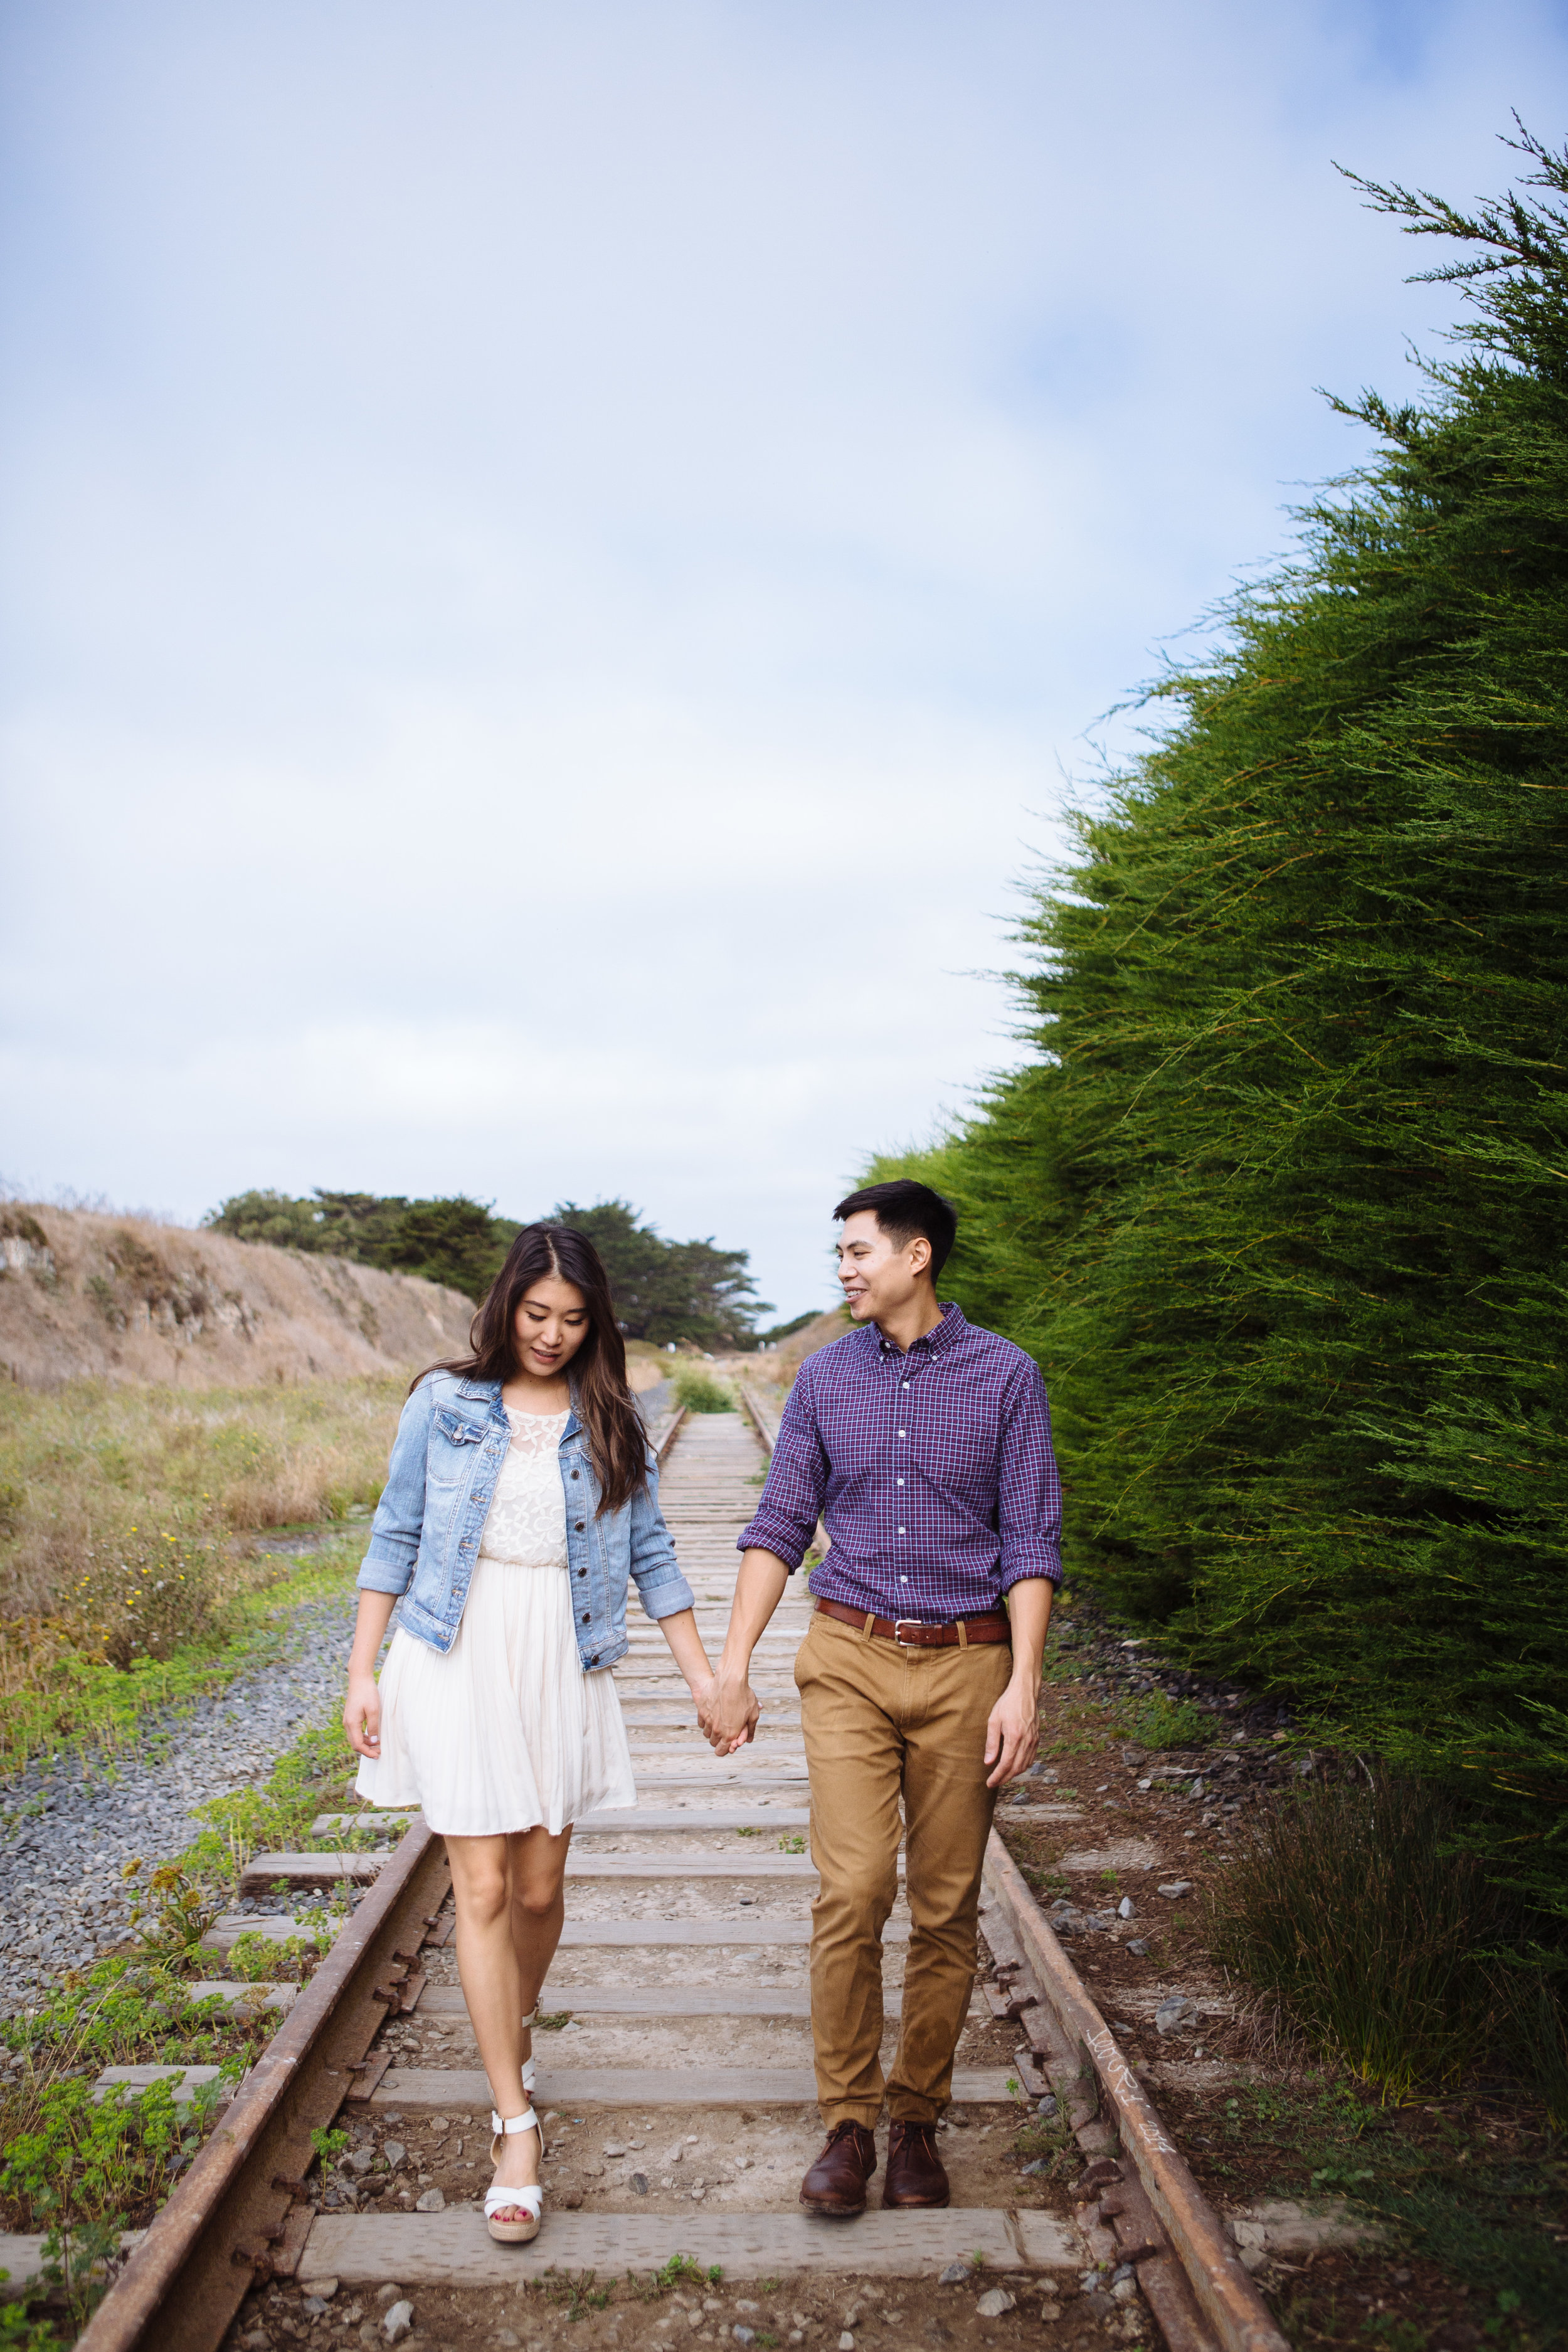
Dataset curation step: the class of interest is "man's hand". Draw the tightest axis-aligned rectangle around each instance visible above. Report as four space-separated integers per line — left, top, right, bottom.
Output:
701 1668 761 1754
984 1670 1041 1789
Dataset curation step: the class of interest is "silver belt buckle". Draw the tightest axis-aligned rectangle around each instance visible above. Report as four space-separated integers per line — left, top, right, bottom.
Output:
894 1618 933 1647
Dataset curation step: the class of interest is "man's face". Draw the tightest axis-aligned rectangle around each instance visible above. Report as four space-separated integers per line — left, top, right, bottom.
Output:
836 1209 931 1323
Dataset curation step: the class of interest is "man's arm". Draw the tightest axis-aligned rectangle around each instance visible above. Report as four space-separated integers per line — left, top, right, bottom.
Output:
704 1547 790 1750
985 1357 1063 1787
702 1375 829 1750
983 1574 1052 1787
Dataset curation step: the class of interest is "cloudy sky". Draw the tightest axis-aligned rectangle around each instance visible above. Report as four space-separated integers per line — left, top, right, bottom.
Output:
3 1 1565 1318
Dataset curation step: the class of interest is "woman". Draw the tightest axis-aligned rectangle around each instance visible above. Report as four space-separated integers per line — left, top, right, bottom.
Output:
342 1223 718 2243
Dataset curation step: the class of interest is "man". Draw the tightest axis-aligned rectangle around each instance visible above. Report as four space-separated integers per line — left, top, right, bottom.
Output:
704 1179 1061 2217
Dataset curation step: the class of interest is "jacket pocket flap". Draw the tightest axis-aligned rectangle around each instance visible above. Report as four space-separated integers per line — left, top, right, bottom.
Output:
433 1409 486 1445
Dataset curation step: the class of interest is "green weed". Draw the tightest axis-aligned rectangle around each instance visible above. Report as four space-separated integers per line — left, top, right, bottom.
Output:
0 2291 62 2349
1210 1776 1540 2102
121 1860 220 1963
671 1369 733 1414
1121 1693 1219 1751
654 2255 723 2287
539 2267 613 2320
777 1833 806 1855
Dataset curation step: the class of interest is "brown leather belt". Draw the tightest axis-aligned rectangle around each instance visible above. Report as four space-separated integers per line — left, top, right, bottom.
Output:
814 1598 1011 1648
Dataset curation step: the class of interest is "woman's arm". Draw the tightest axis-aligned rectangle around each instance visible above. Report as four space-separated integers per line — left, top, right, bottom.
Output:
343 1588 399 1759
657 1606 712 1696
656 1608 744 1756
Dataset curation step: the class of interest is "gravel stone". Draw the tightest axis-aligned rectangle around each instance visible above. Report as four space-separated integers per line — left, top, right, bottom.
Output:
1155 1995 1197 2034
0 1595 356 2015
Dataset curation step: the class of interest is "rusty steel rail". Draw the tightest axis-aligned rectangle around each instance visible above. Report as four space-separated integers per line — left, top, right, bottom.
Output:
736 1384 780 1453
76 1820 452 2352
649 1401 689 1459
982 1831 1290 2352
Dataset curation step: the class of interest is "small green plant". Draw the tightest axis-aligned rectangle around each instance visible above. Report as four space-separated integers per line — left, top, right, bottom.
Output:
654 2255 723 2288
2 2075 183 2233
0 2292 61 2350
539 2268 613 2321
42 2212 125 2334
535 2011 573 2031
672 1367 733 1413
310 2126 349 2167
735 1826 761 1838
227 1931 317 1983
122 1860 219 1965
1121 1693 1219 1751
777 1833 807 1855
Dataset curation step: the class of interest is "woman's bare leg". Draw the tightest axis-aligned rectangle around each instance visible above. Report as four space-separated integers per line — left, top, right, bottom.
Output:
447 1831 566 2213
509 1823 572 2091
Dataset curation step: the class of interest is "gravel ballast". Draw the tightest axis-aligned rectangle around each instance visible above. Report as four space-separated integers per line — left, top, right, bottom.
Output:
0 1591 358 2011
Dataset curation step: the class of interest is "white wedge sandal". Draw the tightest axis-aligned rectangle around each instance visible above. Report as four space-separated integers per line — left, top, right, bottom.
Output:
485 2106 544 2245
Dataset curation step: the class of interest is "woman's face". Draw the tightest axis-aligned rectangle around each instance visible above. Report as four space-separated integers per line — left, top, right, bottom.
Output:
511 1274 590 1380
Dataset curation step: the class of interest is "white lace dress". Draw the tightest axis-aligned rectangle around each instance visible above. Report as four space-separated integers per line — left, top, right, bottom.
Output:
356 1407 637 1836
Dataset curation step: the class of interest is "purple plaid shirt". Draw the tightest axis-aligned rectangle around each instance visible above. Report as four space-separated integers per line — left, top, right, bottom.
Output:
738 1304 1062 1621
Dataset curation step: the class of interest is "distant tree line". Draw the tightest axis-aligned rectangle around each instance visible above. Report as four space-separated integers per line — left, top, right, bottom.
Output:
872 144 1568 1932
204 1189 770 1347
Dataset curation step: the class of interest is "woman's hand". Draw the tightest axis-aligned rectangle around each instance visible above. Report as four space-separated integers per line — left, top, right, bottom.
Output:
702 1667 761 1754
343 1588 399 1760
344 1669 382 1760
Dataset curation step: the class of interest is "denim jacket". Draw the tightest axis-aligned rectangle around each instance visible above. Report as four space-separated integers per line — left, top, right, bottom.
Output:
356 1372 694 1668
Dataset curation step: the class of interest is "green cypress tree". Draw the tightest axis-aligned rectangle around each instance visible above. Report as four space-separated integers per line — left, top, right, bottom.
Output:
887 130 1568 1919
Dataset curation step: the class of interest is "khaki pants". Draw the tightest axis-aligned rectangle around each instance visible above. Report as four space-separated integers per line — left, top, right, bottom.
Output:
793 1607 1012 2128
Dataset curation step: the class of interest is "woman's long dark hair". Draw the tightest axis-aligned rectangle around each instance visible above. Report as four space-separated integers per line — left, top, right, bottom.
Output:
420 1224 649 1513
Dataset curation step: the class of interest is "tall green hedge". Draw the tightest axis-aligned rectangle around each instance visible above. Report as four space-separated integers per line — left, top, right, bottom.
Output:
877 137 1568 1920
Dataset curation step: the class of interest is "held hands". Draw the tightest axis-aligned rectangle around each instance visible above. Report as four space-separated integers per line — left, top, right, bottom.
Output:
343 1670 383 1761
696 1666 761 1756
984 1670 1041 1789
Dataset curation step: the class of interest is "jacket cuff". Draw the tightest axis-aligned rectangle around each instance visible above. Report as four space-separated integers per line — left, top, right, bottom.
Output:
357 1552 413 1596
637 1564 696 1620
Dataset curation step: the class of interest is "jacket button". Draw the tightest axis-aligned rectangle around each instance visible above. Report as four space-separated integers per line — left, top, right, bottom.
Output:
590 1654 599 1665
571 1470 580 1480
575 1521 585 1532
581 1611 590 1623
577 1567 586 1578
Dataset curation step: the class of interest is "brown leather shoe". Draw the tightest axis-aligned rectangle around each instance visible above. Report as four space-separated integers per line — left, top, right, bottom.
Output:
799 2121 878 2217
882 2119 950 2208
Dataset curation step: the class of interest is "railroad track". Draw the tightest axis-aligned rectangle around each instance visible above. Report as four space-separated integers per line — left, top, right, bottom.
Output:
70 1397 1289 2352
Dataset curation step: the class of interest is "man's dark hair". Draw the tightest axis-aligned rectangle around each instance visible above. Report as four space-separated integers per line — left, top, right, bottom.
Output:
833 1180 958 1284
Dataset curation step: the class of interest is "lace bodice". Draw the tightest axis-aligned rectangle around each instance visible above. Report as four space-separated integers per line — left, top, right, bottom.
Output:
477 1407 570 1568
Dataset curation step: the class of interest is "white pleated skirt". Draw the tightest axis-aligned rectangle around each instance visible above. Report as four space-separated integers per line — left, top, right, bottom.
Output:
355 1557 636 1837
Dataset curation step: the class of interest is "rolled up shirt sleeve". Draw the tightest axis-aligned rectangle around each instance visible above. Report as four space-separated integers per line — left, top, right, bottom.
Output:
356 1379 431 1597
996 1358 1064 1590
736 1373 830 1574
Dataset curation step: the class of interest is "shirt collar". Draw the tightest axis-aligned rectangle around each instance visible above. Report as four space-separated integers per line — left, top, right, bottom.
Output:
875 1301 967 1359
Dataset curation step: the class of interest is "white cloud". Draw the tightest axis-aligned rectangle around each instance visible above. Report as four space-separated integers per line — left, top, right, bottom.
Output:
4 0 1565 1311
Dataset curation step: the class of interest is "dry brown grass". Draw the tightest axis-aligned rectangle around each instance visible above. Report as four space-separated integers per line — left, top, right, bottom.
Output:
0 1371 405 1653
0 1203 472 1389
741 1305 850 1394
